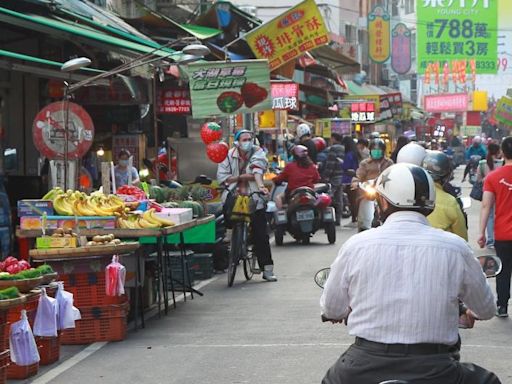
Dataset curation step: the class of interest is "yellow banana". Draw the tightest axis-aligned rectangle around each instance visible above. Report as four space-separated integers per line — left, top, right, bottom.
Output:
87 197 112 216
148 209 175 227
142 209 162 227
53 195 73 216
138 217 159 229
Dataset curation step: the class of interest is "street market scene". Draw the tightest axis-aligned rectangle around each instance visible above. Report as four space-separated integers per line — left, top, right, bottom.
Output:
0 0 512 383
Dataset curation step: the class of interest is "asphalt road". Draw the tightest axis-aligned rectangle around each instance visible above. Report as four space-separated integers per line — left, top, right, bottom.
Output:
24 169 512 384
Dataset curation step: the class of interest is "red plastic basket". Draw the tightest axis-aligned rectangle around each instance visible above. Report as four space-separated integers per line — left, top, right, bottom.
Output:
60 272 126 307
36 335 60 366
0 350 9 384
60 317 127 345
6 362 38 380
7 292 41 325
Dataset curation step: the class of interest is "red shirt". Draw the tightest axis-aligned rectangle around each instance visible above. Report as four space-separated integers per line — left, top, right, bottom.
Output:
274 162 320 192
484 165 512 240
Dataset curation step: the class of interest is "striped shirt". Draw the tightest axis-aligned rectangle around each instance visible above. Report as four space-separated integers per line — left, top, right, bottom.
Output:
320 211 496 345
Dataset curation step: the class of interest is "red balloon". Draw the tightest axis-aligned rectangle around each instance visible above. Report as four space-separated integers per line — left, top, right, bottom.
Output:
312 137 327 152
200 122 223 145
206 142 229 163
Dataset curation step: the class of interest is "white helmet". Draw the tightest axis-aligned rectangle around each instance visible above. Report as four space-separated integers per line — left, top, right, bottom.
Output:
376 163 436 214
396 143 427 166
296 123 311 139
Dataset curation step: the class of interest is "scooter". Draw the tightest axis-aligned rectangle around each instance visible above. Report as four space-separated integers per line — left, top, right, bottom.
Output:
314 255 502 383
273 183 336 245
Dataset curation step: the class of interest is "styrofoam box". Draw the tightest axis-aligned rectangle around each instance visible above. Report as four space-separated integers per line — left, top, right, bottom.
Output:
155 208 193 225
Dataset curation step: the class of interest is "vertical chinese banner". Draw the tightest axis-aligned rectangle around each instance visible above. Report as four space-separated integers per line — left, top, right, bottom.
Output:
368 5 390 63
391 23 411 74
245 0 329 71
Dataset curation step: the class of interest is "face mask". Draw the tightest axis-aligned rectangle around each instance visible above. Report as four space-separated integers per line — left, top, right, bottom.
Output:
370 149 383 159
119 160 128 167
240 141 253 152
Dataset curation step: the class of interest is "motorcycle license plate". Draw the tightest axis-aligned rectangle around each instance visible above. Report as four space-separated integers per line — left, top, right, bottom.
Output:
296 210 314 221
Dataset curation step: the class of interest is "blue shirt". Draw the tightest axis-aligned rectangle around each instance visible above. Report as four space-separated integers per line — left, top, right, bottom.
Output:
341 152 359 185
114 166 139 188
465 144 487 160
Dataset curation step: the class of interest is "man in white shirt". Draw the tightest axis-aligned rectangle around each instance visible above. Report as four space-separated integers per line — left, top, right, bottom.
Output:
320 163 499 384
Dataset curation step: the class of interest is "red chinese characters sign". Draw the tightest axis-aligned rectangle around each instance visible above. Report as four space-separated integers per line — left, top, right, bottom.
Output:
271 82 299 110
351 103 376 123
245 0 329 71
391 23 411 74
424 93 468 113
157 89 191 114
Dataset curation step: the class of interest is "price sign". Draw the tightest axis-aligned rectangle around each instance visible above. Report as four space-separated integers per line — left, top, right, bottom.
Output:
417 0 498 74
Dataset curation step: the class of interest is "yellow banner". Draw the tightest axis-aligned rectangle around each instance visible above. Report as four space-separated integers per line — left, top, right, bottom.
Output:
368 5 390 63
245 0 329 71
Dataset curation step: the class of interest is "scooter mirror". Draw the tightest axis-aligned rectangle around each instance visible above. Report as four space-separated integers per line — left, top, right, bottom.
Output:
314 268 331 288
478 255 502 278
359 179 378 200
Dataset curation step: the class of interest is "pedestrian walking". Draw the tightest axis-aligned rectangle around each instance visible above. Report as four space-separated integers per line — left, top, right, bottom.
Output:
479 136 512 317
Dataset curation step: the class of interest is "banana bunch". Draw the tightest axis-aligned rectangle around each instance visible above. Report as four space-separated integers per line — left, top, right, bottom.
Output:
231 195 251 221
52 190 126 216
117 209 175 229
42 187 64 201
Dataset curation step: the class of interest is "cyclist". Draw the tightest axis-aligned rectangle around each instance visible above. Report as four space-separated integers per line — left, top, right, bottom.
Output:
321 163 498 384
217 130 277 282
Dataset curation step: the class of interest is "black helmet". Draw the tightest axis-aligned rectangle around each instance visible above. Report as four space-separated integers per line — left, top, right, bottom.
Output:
422 150 452 183
369 138 386 151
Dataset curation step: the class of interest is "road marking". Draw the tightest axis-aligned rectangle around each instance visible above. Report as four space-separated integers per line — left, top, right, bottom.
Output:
30 342 108 384
31 276 221 383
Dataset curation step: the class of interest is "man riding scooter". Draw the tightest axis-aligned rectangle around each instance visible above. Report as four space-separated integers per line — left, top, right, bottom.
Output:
351 138 393 231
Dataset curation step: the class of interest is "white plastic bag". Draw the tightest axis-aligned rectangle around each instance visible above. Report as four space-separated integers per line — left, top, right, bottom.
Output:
56 282 81 330
33 288 58 337
105 255 126 296
9 310 40 366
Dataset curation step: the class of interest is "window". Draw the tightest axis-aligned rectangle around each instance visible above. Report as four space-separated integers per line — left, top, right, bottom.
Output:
391 2 399 16
345 24 357 43
405 0 415 14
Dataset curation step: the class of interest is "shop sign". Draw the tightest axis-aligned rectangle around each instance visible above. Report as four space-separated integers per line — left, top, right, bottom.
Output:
495 96 512 126
331 119 351 135
314 119 332 138
157 88 191 114
379 93 403 119
368 5 390 63
32 102 94 159
417 0 498 74
391 23 411 74
245 0 329 71
460 125 482 136
271 82 299 110
424 93 468 112
351 103 376 123
184 60 271 118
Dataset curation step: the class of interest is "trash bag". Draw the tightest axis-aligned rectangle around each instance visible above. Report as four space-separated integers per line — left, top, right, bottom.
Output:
56 282 81 330
105 255 126 296
9 310 40 366
33 288 58 337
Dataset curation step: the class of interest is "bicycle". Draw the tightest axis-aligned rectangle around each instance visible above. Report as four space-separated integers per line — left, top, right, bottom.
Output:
227 190 266 287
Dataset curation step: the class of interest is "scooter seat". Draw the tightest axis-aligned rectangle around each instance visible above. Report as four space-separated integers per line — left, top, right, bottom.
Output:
289 186 316 199
314 183 329 194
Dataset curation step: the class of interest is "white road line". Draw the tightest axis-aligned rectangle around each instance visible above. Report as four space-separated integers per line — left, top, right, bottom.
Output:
30 342 108 384
31 276 221 384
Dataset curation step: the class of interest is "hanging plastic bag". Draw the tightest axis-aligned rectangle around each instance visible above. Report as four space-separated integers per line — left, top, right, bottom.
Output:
33 288 58 337
105 255 126 296
56 282 81 330
9 310 40 366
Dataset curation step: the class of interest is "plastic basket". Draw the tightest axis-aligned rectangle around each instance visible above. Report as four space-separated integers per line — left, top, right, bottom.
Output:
0 350 9 384
189 253 214 280
36 335 60 366
6 362 38 380
60 317 127 345
6 292 40 325
60 272 126 307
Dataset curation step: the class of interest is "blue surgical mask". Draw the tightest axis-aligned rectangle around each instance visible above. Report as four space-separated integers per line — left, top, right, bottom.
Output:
119 159 129 167
370 149 383 159
240 141 253 152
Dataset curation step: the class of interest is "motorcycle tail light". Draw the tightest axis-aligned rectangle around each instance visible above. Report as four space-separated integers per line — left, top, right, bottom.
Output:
299 195 311 204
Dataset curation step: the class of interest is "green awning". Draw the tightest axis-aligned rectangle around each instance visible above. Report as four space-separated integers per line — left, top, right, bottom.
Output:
176 24 221 40
0 49 102 73
0 6 181 60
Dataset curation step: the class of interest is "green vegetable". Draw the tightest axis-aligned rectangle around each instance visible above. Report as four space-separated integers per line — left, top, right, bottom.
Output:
16 269 42 279
0 274 17 281
35 265 54 275
0 287 20 300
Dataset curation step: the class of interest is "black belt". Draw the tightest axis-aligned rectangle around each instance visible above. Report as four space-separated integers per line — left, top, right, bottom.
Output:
355 337 454 355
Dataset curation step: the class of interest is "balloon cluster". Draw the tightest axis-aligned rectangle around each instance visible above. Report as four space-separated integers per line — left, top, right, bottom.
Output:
200 122 228 163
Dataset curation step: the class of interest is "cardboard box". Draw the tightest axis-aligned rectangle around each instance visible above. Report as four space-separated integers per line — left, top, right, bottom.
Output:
155 208 193 225
17 200 54 217
20 216 116 230
36 236 78 249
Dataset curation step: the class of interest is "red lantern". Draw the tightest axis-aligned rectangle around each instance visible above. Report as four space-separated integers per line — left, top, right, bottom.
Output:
206 142 229 163
200 122 223 145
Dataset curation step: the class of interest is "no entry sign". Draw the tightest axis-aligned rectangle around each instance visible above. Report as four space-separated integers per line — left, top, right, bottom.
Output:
32 101 94 159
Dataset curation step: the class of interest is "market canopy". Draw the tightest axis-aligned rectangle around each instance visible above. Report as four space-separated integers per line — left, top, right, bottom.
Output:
0 6 182 61
310 45 360 75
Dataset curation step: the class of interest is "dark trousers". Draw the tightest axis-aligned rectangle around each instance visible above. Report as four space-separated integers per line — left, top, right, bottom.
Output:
322 343 501 384
251 209 273 269
494 240 512 307
344 185 358 222
332 185 343 225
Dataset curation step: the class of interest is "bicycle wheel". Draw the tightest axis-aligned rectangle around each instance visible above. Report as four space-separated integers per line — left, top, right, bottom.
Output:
243 239 256 281
228 223 243 287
